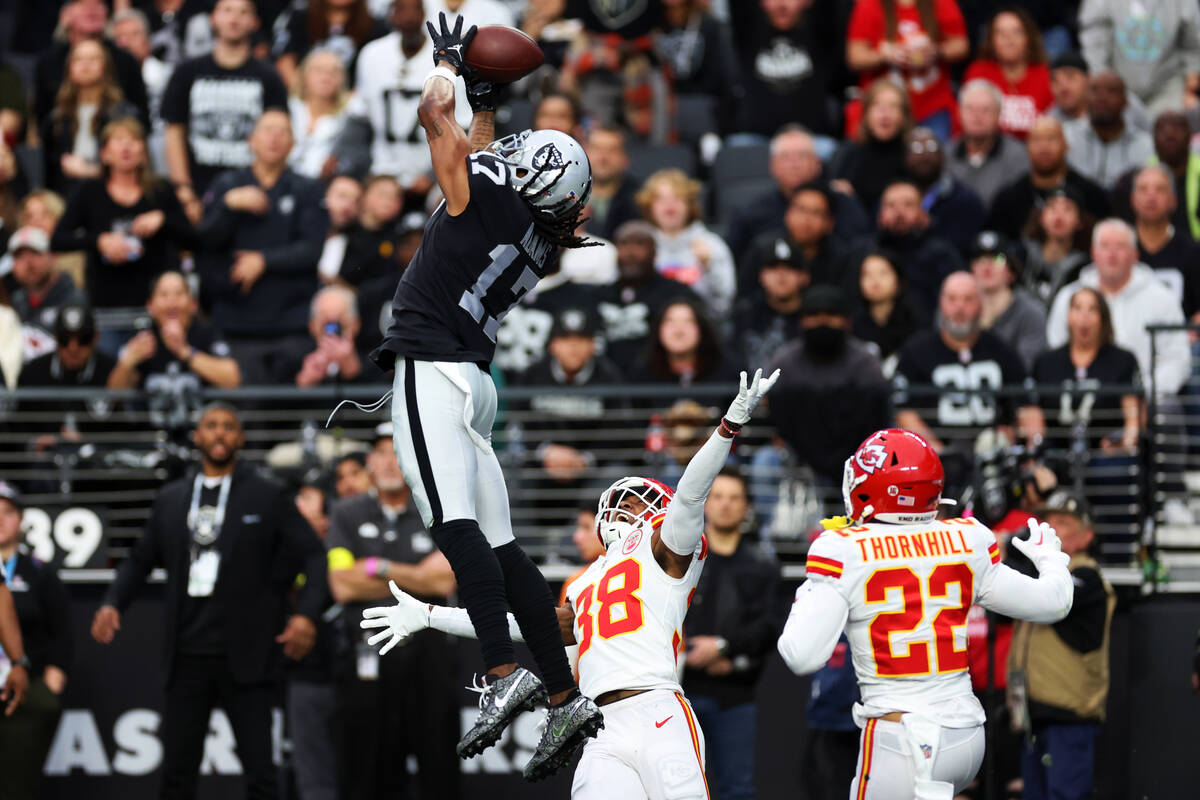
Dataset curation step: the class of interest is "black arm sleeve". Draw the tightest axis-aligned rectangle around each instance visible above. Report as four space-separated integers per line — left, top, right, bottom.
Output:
1051 567 1107 653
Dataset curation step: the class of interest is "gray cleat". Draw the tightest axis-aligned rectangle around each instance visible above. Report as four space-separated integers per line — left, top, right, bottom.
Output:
458 667 549 759
522 694 604 781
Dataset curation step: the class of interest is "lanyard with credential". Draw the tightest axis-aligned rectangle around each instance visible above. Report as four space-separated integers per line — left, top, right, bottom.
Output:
188 473 232 548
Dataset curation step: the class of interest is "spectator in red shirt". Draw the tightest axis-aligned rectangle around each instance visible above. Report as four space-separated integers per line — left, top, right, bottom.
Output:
964 8 1053 140
846 0 969 142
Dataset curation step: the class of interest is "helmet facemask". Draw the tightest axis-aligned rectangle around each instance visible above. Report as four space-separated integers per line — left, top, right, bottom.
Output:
595 478 674 548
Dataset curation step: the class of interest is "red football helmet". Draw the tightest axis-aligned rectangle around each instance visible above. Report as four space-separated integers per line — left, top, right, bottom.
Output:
843 429 944 524
595 477 675 548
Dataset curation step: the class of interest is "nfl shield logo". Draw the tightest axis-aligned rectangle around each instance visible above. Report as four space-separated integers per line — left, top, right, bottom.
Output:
920 744 932 759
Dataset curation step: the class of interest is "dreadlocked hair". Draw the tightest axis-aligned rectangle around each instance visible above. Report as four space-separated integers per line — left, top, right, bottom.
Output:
517 162 602 249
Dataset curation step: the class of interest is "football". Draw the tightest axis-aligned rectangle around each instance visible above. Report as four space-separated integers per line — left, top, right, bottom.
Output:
465 25 545 83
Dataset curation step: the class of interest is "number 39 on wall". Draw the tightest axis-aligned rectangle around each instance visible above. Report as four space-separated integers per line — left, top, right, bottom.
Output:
866 563 974 676
21 507 106 568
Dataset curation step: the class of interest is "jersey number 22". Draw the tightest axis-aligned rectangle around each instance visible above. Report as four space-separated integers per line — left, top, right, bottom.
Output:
866 563 973 676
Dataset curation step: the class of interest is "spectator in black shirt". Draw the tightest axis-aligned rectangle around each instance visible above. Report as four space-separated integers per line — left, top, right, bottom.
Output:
51 117 197 310
631 296 736 388
7 227 87 359
326 422 458 800
656 0 739 135
726 125 871 266
766 285 889 486
197 109 328 385
583 124 640 241
294 285 365 388
742 182 851 298
851 249 926 360
893 271 1044 457
596 221 705 372
333 174 403 288
904 126 986 258
33 0 149 128
39 39 142 195
1032 286 1141 457
512 307 627 529
163 0 289 217
92 402 327 800
0 482 72 800
860 178 964 314
729 0 840 138
683 467 781 800
733 237 808 371
1021 186 1095 307
989 116 1110 238
1129 165 1200 319
18 304 118 452
829 78 911 215
107 272 241 430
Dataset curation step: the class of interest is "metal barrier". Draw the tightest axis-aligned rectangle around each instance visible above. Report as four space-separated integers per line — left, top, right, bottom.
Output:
0 379 1177 588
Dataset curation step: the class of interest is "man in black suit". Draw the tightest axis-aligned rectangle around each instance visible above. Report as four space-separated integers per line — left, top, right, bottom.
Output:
91 403 326 800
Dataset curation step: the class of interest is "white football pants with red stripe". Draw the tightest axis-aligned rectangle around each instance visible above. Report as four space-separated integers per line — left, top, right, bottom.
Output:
849 718 984 800
570 689 709 800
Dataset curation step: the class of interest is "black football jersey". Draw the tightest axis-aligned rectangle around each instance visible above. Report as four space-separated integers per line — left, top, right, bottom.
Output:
893 330 1030 429
1032 343 1141 449
371 152 557 368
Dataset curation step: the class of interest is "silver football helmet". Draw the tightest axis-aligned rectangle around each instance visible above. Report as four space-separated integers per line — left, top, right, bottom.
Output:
486 129 592 222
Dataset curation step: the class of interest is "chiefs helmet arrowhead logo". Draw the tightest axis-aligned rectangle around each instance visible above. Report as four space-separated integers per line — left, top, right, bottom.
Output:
854 443 888 474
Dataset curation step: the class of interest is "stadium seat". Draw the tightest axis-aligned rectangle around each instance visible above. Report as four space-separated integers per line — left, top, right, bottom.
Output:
710 142 773 225
627 142 697 181
675 94 718 145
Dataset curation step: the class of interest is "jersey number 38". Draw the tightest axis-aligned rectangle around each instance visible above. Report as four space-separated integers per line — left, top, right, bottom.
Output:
866 563 973 676
575 559 644 657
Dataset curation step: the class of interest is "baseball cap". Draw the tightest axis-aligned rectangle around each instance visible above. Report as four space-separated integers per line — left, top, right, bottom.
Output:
0 480 23 511
800 284 850 317
7 226 49 255
395 211 426 238
54 303 97 343
550 307 597 339
1051 51 1089 73
1036 489 1092 527
755 238 807 273
373 421 393 444
1039 184 1085 208
969 231 1022 279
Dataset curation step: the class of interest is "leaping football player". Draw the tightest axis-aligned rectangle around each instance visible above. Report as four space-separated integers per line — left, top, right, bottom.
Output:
777 428 1074 800
363 369 781 794
366 12 603 779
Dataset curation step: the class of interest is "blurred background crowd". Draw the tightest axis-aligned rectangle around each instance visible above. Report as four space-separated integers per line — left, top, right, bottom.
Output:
1 0 1199 798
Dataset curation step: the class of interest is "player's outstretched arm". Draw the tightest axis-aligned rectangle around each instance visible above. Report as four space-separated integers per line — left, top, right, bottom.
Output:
777 579 850 675
655 369 781 571
361 580 524 655
420 13 475 216
977 518 1074 624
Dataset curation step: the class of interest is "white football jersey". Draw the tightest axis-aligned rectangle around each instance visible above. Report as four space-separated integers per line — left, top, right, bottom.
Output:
804 517 1003 727
565 514 706 701
349 32 472 187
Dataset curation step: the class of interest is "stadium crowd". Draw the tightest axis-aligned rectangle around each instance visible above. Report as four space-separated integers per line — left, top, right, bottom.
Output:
0 0 1197 798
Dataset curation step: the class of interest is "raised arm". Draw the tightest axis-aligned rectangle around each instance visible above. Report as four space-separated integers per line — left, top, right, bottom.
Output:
653 369 780 577
420 14 476 216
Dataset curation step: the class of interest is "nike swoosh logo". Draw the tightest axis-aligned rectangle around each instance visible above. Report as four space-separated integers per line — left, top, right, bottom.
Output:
494 677 522 709
655 716 673 728
552 719 569 737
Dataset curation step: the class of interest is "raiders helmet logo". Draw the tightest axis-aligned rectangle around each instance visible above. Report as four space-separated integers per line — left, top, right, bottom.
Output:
854 443 888 474
532 142 565 171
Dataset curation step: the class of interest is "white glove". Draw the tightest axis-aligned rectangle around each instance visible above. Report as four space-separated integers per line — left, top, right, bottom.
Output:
360 580 431 655
724 368 781 426
1011 518 1069 571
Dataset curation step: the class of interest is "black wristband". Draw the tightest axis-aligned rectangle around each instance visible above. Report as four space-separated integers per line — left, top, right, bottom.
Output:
719 417 742 437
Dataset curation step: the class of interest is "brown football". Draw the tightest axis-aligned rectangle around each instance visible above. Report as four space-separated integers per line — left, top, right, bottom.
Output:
465 25 545 83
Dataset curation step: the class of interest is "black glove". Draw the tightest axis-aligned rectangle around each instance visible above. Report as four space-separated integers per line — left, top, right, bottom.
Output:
426 12 476 74
467 78 497 113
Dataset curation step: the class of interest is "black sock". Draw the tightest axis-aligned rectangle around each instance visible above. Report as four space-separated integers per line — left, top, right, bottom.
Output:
432 519 516 670
493 541 576 696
